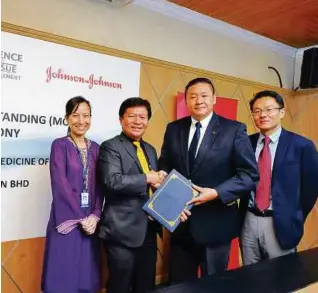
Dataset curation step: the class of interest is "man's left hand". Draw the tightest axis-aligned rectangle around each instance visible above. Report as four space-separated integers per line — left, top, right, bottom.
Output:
187 184 218 206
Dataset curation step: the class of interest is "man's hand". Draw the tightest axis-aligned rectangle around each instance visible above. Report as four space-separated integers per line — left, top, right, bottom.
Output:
158 170 168 180
187 184 218 206
151 170 168 189
179 209 191 222
146 170 167 186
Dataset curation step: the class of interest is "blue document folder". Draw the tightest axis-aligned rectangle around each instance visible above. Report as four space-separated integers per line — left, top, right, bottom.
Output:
142 169 199 232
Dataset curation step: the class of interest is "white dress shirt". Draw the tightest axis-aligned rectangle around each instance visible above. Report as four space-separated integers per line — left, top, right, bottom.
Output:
188 112 213 157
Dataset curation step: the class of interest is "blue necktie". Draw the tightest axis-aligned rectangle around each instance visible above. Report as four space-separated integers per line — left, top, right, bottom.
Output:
189 121 202 173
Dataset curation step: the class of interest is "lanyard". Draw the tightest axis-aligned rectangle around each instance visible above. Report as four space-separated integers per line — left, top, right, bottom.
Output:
69 135 90 192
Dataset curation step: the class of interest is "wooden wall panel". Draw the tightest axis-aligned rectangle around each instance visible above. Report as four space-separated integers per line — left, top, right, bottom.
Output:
140 65 161 113
1 23 318 293
1 268 21 293
290 91 318 145
213 79 239 98
142 64 180 103
155 233 170 284
144 108 168 154
2 240 18 261
178 72 199 88
2 238 45 293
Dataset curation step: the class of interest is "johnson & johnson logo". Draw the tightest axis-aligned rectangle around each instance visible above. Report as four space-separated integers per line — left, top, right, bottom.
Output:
46 67 122 90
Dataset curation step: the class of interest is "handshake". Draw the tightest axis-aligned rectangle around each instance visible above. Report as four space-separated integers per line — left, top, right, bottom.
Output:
146 170 168 189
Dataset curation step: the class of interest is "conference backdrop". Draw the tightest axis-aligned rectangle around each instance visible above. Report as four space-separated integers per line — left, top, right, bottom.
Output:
1 31 141 242
2 25 317 293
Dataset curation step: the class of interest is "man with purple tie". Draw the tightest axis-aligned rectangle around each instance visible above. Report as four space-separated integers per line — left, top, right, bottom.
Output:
240 90 318 265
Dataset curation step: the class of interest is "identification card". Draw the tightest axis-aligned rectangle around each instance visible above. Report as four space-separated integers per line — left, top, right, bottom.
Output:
81 192 89 208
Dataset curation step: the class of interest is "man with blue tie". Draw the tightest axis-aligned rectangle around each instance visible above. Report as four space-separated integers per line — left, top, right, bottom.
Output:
240 90 318 265
159 77 259 283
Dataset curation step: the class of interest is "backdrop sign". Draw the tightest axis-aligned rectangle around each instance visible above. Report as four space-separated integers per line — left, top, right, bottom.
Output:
1 32 141 241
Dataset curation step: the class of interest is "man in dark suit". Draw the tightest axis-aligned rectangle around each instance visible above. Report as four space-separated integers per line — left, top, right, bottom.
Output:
98 97 165 293
159 77 259 283
240 90 318 265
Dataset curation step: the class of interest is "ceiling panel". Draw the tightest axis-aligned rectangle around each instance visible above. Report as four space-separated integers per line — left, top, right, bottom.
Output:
168 0 318 48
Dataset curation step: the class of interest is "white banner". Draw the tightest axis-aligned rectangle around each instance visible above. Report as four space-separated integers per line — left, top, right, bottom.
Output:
1 32 141 241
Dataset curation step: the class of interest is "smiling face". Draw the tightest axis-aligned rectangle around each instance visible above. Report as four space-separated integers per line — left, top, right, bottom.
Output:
66 102 91 138
120 106 149 141
185 82 216 121
252 96 285 135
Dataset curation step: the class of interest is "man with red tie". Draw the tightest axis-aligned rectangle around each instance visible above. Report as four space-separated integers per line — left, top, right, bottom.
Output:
240 90 318 265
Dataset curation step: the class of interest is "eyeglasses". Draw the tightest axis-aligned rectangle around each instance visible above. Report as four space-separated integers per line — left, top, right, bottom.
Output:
251 108 282 116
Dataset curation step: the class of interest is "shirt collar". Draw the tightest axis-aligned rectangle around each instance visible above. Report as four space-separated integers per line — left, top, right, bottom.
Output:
191 112 213 129
121 131 144 144
258 126 282 144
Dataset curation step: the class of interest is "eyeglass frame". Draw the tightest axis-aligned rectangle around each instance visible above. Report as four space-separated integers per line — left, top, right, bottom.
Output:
251 107 283 117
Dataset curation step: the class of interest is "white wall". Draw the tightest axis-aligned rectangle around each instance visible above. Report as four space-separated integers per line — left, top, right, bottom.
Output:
2 0 297 88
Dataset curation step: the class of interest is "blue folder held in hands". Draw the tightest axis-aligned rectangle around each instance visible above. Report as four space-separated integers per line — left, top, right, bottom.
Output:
142 169 199 232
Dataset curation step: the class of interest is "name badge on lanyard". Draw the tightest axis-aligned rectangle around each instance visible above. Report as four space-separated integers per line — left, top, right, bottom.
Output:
70 136 90 209
80 148 90 208
81 192 89 208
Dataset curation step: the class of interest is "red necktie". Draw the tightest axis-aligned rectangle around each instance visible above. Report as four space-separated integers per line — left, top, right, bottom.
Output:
255 136 271 211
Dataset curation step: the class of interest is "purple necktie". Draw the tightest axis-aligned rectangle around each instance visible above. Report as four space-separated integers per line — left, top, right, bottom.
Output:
255 136 271 211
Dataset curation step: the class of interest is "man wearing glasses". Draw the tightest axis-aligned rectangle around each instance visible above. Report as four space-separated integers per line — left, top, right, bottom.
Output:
240 90 318 265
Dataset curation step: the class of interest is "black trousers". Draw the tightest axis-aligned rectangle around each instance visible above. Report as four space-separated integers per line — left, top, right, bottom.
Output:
104 224 157 293
169 228 231 285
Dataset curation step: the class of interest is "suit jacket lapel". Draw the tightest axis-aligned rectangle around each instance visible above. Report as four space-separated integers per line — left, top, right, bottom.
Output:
192 114 220 175
272 129 290 175
119 133 143 172
250 133 259 152
180 117 192 177
143 143 157 171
